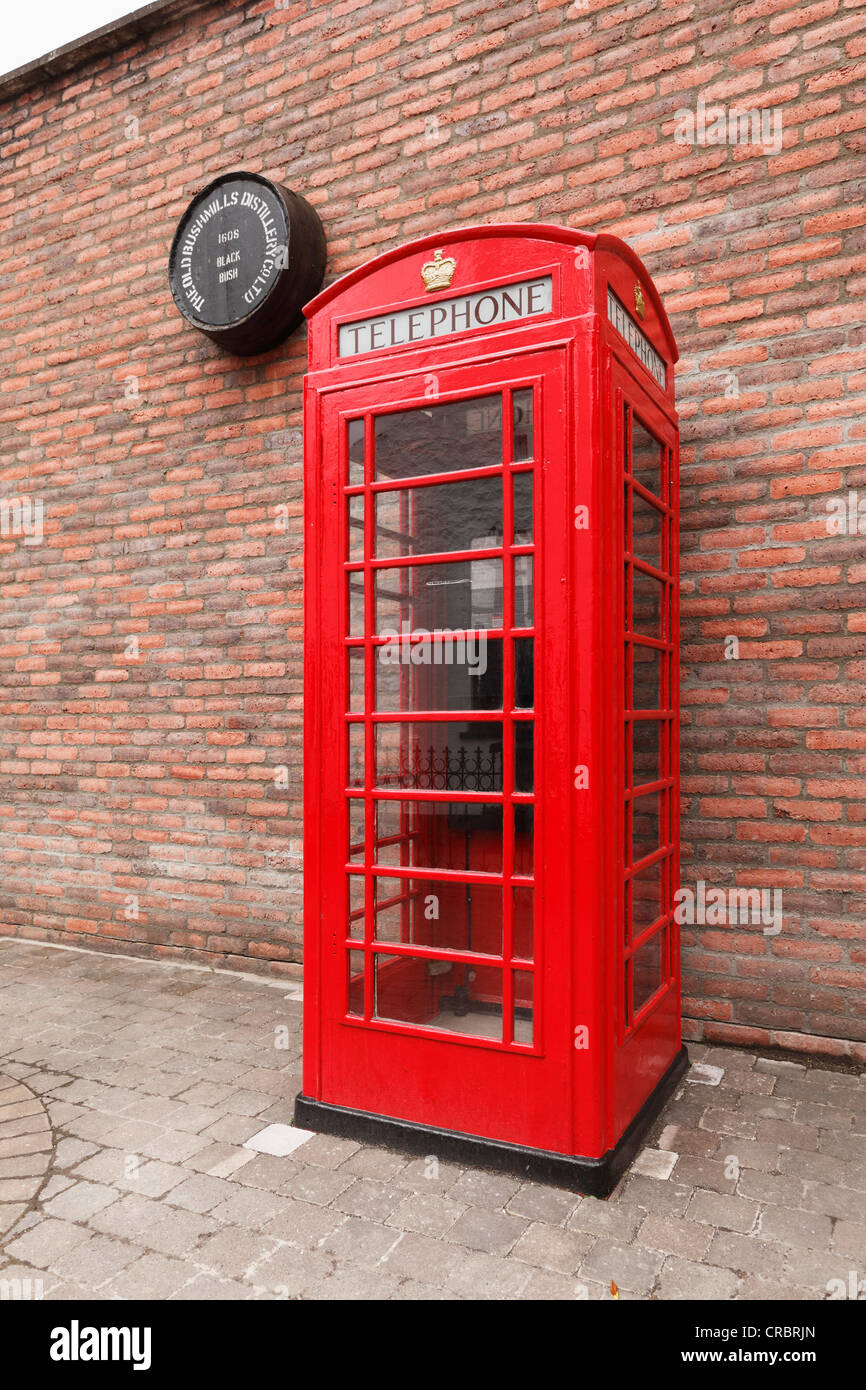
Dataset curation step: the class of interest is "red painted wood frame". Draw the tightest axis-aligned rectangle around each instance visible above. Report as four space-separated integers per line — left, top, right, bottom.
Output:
301 225 680 1169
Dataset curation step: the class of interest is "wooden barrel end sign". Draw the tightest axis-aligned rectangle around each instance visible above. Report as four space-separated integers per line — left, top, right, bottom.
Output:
168 172 326 355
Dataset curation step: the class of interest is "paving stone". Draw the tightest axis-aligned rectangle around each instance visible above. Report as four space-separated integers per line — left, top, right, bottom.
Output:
261 1198 346 1250
379 1231 465 1285
521 1268 593 1300
580 1238 663 1295
782 1246 861 1295
0 1131 52 1160
673 1155 738 1194
165 1173 239 1214
445 1206 528 1256
505 1182 580 1226
447 1170 522 1210
637 1212 712 1261
291 1133 361 1170
756 1204 833 1250
688 1190 759 1234
105 1252 195 1300
322 1217 402 1267
210 1187 292 1230
307 1261 402 1300
341 1147 409 1182
735 1169 805 1206
738 1275 815 1301
707 1230 789 1280
141 1209 217 1257
632 1148 677 1180
655 1256 740 1300
755 1057 806 1077
44 1182 119 1223
0 1177 41 1203
170 1273 251 1300
392 1156 464 1192
831 1221 866 1262
194 1226 279 1280
800 1180 866 1222
5 1219 92 1268
51 1235 143 1287
699 1108 756 1139
711 1139 781 1174
245 1243 333 1296
620 1175 694 1217
778 1148 852 1186
756 1117 819 1151
285 1166 356 1207
445 1249 533 1300
567 1197 643 1242
87 1192 163 1239
385 1191 466 1237
511 1221 591 1273
0 1154 49 1179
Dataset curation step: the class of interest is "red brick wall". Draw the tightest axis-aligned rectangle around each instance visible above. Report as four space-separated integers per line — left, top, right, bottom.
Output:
1 0 864 1050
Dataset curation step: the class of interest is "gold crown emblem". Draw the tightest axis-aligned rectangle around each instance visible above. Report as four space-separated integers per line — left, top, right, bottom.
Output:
633 283 646 319
421 248 457 292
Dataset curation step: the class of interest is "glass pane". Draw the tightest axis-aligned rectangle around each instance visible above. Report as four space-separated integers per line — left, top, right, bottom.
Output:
632 791 661 865
513 473 533 544
375 476 502 559
348 494 364 562
374 721 503 791
372 800 502 873
631 858 664 934
514 804 533 876
514 637 534 709
631 416 662 498
348 418 365 487
514 723 534 792
375 559 503 633
348 724 364 787
632 719 661 786
514 555 533 628
373 952 503 1038
375 635 501 711
348 874 364 937
632 489 663 570
513 885 533 960
514 970 533 1044
632 644 661 710
348 800 365 863
348 949 364 1015
348 572 364 636
632 567 664 638
374 395 502 482
373 875 502 955
633 930 663 1013
348 647 365 713
512 389 533 461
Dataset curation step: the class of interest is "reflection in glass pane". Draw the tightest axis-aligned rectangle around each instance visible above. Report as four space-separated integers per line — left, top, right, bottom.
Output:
348 494 364 562
348 799 365 863
632 566 664 637
348 647 364 713
374 396 502 482
373 951 503 1038
514 555 533 628
375 635 502 712
631 416 662 498
514 970 533 1044
348 949 365 1015
375 559 503 634
373 875 502 955
374 721 503 792
349 874 364 937
348 724 364 787
513 473 533 544
633 930 663 1013
348 418 365 487
632 643 661 710
514 637 534 709
632 791 661 865
515 723 534 792
348 573 364 636
513 389 533 461
632 489 663 570
514 804 533 876
513 885 533 960
375 476 502 560
631 857 664 933
373 799 503 873
632 719 660 786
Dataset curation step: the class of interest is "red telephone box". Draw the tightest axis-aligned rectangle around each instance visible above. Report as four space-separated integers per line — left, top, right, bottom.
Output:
295 224 686 1195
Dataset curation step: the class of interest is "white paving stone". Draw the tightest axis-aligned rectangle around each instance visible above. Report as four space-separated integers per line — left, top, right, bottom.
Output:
687 1063 724 1087
632 1147 678 1180
244 1124 314 1157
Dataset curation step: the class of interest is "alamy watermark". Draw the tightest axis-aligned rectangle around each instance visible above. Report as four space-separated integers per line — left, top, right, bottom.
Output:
675 880 783 936
0 495 44 546
377 623 488 676
674 94 783 156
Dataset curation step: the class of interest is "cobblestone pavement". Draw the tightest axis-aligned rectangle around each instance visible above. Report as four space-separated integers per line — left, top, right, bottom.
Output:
0 938 864 1301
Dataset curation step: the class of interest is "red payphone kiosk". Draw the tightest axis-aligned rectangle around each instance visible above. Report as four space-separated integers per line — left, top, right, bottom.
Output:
295 224 685 1195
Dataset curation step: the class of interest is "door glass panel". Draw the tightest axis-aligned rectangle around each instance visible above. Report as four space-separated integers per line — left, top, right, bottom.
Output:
514 970 533 1044
514 555 533 628
633 930 663 1012
632 791 661 865
514 637 534 708
513 473 533 544
632 567 664 638
375 559 503 633
348 418 365 486
375 636 501 711
373 876 502 955
631 858 664 933
631 416 663 499
372 800 503 873
512 389 533 461
375 476 503 559
514 804 533 876
348 724 364 787
632 719 661 786
632 644 660 710
348 573 365 636
513 885 534 959
348 800 365 862
514 724 534 792
373 953 503 1038
348 950 364 1015
348 494 364 562
374 721 503 791
374 395 502 481
632 489 662 569
348 647 365 713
